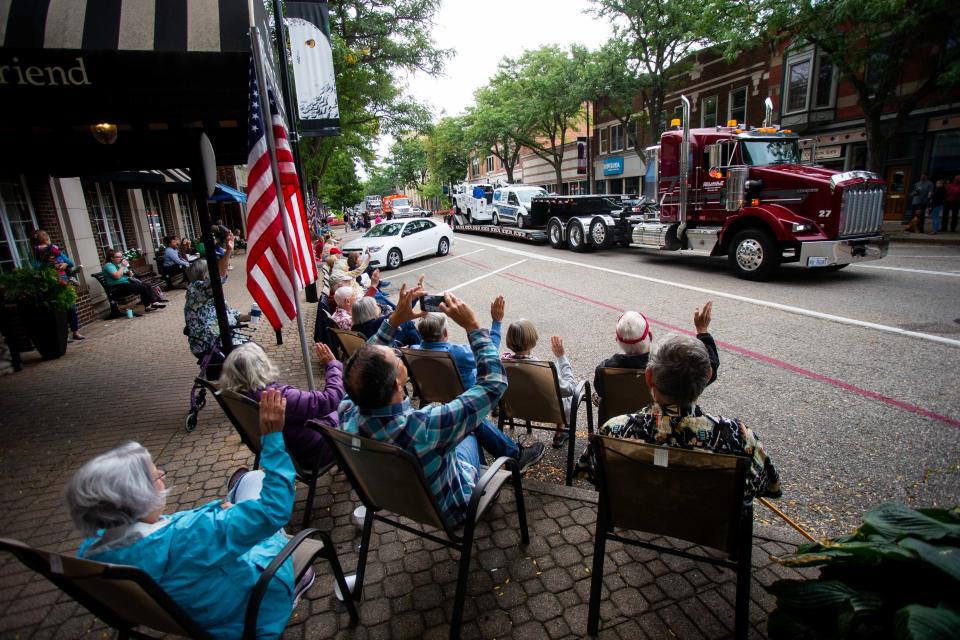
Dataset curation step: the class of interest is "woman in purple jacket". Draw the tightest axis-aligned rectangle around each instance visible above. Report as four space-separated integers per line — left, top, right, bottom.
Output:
220 342 343 470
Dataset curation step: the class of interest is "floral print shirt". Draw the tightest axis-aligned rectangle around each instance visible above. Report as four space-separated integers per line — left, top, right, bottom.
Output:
184 278 246 355
581 402 782 501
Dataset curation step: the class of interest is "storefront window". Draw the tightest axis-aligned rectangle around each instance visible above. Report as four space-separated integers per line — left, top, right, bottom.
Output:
929 131 960 178
0 176 38 273
624 177 640 197
143 190 167 250
85 182 125 260
178 193 198 240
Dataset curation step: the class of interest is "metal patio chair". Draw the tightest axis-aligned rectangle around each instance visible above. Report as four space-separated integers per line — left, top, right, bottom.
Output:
205 384 334 529
400 347 466 405
0 528 357 640
329 327 367 360
497 358 593 485
594 366 653 425
587 435 754 638
315 422 529 640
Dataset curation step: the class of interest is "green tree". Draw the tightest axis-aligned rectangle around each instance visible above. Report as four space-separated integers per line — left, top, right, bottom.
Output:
316 149 364 212
364 164 397 197
387 136 429 191
503 45 589 190
756 0 960 173
583 40 649 156
466 79 532 183
587 0 715 143
425 116 470 188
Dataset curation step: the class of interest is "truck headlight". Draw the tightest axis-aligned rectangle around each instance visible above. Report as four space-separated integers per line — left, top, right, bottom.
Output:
792 223 812 233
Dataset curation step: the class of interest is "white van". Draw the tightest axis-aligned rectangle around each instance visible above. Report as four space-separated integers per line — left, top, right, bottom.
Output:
491 185 548 228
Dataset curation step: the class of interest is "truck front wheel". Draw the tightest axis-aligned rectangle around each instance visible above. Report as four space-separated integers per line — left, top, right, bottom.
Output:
548 220 566 249
728 229 778 280
589 219 614 249
568 221 588 253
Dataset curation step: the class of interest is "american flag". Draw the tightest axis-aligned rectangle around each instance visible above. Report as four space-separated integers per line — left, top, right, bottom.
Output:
246 62 318 330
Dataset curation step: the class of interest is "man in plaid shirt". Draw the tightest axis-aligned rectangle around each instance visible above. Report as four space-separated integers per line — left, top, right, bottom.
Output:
338 284 539 527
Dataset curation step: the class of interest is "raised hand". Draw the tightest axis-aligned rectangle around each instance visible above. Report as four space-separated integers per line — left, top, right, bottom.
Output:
693 300 713 334
490 295 505 322
259 388 286 435
388 283 428 327
370 268 381 289
314 342 336 364
550 336 565 358
440 292 480 332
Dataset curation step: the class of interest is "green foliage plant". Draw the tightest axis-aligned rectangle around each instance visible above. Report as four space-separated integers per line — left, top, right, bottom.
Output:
767 502 960 640
0 265 77 313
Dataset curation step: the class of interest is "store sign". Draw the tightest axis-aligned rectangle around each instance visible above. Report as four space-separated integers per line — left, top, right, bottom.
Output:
801 145 843 162
603 156 624 175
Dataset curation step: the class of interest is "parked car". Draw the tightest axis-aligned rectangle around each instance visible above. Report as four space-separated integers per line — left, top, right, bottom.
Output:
342 218 454 270
408 206 431 217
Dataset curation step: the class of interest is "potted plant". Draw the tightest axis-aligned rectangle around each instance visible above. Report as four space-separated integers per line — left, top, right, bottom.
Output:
0 266 77 359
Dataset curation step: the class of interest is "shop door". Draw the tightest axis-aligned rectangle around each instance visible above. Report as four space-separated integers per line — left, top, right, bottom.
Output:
885 165 910 220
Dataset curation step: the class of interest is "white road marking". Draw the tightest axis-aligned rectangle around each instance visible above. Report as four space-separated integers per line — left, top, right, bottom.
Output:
389 249 486 279
852 264 960 277
447 259 528 292
455 236 960 348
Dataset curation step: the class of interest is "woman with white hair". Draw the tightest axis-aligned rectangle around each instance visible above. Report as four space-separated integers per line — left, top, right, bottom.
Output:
66 390 318 639
593 301 719 402
331 285 358 330
351 294 422 345
219 342 343 470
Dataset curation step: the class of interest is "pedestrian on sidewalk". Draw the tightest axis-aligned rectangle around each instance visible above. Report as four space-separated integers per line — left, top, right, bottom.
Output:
944 175 960 233
929 180 947 234
904 174 932 233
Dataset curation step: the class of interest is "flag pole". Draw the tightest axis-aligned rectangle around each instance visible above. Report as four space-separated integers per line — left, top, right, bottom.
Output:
249 21 317 391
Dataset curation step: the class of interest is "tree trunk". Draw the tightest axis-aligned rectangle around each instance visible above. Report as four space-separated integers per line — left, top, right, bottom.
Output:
505 165 515 182
555 158 564 194
863 107 885 175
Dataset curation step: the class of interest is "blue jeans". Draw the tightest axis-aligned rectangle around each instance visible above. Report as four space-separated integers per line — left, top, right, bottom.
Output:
473 418 519 462
931 205 943 231
374 290 396 310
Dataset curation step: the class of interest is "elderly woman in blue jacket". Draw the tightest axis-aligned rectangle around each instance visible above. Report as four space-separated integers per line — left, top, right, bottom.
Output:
65 390 308 639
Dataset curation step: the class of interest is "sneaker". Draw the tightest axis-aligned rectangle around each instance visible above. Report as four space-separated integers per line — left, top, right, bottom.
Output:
516 441 547 473
292 566 316 608
379 279 391 289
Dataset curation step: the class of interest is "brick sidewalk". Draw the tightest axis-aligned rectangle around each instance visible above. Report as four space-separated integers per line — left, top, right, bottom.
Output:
0 258 815 639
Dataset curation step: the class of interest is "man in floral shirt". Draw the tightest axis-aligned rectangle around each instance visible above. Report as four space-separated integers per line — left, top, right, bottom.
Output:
579 333 781 501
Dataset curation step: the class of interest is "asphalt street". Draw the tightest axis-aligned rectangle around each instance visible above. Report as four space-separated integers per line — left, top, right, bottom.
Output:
344 225 960 539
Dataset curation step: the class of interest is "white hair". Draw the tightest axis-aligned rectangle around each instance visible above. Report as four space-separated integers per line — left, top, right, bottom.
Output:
616 311 651 355
219 342 280 393
187 259 208 282
65 442 166 536
352 296 381 325
334 285 357 308
648 333 711 405
417 313 447 343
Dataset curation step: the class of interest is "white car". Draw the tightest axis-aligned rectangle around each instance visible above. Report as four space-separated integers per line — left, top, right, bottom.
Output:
408 206 431 217
343 218 454 270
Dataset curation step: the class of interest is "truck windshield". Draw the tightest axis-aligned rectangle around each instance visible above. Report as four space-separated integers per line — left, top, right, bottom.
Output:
392 199 409 207
741 140 800 166
516 189 547 205
364 223 402 237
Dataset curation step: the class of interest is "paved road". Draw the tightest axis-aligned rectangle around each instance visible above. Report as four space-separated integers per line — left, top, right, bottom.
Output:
358 225 960 538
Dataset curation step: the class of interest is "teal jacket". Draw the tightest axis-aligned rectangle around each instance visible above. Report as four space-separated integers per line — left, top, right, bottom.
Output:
79 433 296 639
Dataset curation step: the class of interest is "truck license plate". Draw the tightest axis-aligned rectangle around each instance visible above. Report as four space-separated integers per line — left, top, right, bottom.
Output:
807 257 829 267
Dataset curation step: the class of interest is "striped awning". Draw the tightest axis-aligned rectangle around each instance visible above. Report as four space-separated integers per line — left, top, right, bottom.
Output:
0 0 269 174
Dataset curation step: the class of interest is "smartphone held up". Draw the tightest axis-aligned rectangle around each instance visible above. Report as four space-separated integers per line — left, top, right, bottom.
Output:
419 294 445 313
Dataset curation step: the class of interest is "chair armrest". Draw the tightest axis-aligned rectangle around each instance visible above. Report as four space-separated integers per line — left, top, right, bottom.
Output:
244 527 327 640
465 455 520 524
570 379 591 429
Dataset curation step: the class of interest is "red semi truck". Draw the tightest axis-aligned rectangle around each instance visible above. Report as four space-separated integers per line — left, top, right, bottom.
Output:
543 95 889 279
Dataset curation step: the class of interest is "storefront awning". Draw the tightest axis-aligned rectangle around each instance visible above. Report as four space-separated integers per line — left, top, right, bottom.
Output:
210 183 247 203
0 0 265 174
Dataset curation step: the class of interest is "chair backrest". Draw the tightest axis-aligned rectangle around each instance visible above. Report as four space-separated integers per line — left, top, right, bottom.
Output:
217 390 264 457
0 538 209 639
400 348 466 405
315 423 453 536
330 328 367 360
597 367 652 424
592 435 747 556
499 359 566 425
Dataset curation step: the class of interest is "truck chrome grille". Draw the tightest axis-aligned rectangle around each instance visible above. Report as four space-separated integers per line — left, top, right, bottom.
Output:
839 184 885 237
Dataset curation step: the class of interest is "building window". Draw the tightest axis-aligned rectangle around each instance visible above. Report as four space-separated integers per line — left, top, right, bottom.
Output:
486 155 494 173
701 96 718 127
609 124 625 152
0 176 39 273
471 156 480 177
599 127 608 154
729 87 747 124
85 181 125 259
813 55 835 108
784 55 812 113
595 180 606 194
143 190 168 250
177 193 198 240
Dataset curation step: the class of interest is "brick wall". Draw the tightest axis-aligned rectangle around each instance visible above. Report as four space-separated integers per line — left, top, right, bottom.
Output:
115 187 138 252
25 176 63 245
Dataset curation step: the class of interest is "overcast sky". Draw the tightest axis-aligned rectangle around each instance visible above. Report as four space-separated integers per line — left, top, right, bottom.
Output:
369 0 616 164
